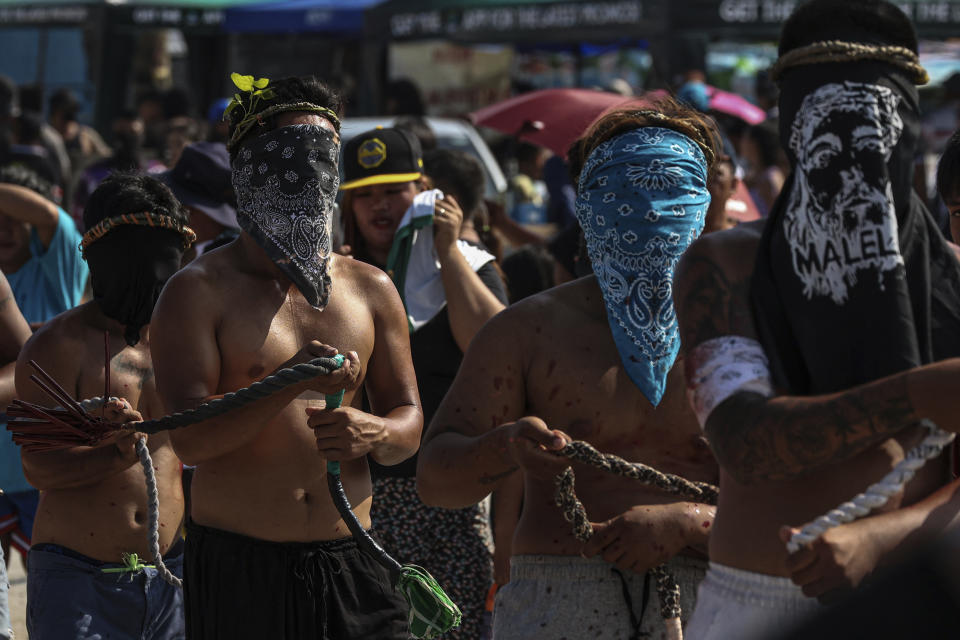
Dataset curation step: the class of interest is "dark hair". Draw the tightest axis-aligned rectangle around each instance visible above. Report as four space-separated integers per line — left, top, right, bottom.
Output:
226 75 342 158
516 142 545 166
83 172 186 231
136 90 164 109
423 149 485 221
17 85 42 114
744 121 782 170
0 75 16 118
779 0 918 56
501 244 555 304
385 79 425 116
937 130 960 202
568 95 722 184
163 87 192 119
395 115 437 151
0 163 54 200
49 88 80 120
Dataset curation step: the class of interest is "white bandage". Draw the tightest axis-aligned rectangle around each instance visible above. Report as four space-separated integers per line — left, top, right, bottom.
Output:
686 336 775 429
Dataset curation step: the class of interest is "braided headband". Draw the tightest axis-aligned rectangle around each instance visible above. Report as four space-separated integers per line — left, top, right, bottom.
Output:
633 109 716 167
80 212 196 257
226 102 341 152
770 40 929 85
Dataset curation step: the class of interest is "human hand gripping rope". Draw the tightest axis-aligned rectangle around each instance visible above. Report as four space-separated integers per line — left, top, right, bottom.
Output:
552 440 719 640
7 351 461 639
785 420 954 554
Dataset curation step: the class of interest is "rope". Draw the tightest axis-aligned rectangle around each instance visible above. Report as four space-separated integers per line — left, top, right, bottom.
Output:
323 383 461 639
553 440 718 640
786 420 954 553
137 437 182 587
769 40 929 85
72 356 346 588
135 356 344 434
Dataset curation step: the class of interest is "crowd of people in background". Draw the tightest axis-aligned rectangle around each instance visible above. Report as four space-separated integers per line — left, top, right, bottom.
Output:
1 1 960 638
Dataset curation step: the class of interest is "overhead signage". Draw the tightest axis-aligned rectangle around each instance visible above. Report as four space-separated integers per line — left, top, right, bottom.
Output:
390 1 648 39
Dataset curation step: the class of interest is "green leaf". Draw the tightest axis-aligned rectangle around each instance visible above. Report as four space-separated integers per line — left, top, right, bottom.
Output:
223 100 238 118
253 77 269 89
261 89 276 100
230 72 254 92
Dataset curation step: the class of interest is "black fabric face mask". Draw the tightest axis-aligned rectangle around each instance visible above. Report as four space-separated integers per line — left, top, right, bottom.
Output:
85 226 185 346
750 61 960 394
231 124 341 309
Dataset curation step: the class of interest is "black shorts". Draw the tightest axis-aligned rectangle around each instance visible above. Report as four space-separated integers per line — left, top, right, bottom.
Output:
184 521 408 639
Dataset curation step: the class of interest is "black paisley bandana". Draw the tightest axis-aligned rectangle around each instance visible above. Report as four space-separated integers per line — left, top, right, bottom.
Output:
232 124 341 309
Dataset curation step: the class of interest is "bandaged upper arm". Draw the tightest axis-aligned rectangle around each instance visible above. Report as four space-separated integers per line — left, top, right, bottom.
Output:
687 336 775 429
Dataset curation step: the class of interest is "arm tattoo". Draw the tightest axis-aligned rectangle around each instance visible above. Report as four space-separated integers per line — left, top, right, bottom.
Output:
707 375 916 484
675 252 754 348
111 357 154 391
677 244 917 484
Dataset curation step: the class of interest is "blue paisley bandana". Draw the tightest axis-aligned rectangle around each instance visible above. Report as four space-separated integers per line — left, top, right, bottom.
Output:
575 126 710 406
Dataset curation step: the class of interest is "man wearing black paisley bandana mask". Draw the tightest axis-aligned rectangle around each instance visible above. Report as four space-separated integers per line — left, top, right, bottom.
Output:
151 75 420 639
673 2 960 638
17 173 189 640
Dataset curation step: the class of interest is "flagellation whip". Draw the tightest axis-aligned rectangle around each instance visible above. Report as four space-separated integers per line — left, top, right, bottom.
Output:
8 351 460 639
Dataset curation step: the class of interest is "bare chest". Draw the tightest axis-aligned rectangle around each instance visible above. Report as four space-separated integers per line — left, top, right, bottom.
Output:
215 286 375 393
526 337 712 475
74 344 158 418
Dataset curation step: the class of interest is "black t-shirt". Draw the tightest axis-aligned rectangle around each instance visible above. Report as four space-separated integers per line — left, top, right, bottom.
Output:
370 260 508 479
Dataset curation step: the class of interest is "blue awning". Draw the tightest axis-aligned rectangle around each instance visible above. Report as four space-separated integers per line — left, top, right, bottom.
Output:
223 0 384 34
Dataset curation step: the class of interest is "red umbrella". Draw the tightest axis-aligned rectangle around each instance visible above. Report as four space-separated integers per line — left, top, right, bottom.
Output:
707 86 766 125
469 88 644 157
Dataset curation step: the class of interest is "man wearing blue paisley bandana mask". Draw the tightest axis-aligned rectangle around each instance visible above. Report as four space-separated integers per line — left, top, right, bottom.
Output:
419 100 722 640
150 75 421 639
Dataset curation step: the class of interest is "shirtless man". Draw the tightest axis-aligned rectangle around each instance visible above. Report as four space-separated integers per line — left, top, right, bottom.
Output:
150 75 421 639
18 173 191 639
0 271 30 640
418 102 721 639
674 3 960 638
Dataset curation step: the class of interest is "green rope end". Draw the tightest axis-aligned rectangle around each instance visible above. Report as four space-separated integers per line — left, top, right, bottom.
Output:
101 552 155 576
324 353 347 477
396 564 462 639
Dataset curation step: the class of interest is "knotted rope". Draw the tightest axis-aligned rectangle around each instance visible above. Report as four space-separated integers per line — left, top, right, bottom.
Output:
66 357 345 586
769 40 929 85
77 395 184 587
134 356 345 434
137 436 181 587
786 420 954 554
21 355 460 638
553 440 718 640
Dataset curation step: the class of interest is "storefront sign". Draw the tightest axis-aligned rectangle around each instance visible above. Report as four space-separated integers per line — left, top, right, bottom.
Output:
390 1 647 39
390 40 513 115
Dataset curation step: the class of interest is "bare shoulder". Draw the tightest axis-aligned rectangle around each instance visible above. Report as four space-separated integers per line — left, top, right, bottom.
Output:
20 305 88 364
674 221 764 347
331 255 406 324
16 305 91 398
679 221 764 279
464 277 590 359
157 251 225 308
335 255 397 298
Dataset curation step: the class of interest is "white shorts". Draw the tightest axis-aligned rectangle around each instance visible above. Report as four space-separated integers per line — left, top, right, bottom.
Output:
493 554 706 640
684 562 822 640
